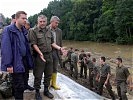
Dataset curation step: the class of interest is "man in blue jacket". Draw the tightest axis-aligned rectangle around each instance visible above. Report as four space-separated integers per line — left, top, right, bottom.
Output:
1 11 33 100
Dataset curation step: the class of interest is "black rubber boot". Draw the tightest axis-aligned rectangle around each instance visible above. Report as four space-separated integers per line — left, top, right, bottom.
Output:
43 86 54 99
35 89 42 100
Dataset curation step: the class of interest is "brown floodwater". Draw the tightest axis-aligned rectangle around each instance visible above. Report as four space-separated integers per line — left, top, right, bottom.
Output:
63 40 133 67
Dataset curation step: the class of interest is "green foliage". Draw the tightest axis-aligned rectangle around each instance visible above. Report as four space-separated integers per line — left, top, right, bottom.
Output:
28 0 133 44
94 9 116 42
114 0 133 43
5 18 11 25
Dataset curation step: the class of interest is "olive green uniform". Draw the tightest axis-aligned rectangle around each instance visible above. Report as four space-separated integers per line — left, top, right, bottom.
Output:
98 63 115 100
28 26 54 89
71 52 78 79
86 58 94 88
116 65 130 100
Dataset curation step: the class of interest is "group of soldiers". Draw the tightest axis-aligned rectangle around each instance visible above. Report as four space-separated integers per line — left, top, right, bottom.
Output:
63 47 132 100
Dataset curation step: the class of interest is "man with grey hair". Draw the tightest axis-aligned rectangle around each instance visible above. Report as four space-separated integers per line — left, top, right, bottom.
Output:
28 15 64 100
47 16 62 90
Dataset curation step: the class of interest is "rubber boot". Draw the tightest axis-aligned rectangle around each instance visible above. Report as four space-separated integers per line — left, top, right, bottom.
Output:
51 73 60 90
43 86 54 99
35 89 42 100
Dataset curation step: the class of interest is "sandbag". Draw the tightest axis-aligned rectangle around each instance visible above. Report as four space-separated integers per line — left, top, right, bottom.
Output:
0 72 12 98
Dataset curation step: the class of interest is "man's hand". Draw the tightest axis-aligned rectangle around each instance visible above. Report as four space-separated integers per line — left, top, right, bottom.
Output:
39 53 46 62
60 47 67 56
7 67 13 73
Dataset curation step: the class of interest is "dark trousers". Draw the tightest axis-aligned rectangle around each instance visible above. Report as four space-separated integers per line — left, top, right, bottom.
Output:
89 68 93 89
23 57 29 87
117 81 128 100
12 73 25 100
52 50 59 73
70 62 78 79
58 55 63 68
80 63 87 78
93 75 99 91
24 67 29 86
98 77 115 100
33 53 53 89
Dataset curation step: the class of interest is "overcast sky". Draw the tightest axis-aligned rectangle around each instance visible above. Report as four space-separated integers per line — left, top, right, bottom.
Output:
0 0 53 18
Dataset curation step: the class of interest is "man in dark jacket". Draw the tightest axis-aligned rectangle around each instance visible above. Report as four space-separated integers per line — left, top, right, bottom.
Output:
47 16 62 90
1 11 34 100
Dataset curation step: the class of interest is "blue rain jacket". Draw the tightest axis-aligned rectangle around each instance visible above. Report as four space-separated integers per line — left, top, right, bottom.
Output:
1 24 34 73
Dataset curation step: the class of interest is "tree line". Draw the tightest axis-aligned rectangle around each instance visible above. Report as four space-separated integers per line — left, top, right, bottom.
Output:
12 0 133 44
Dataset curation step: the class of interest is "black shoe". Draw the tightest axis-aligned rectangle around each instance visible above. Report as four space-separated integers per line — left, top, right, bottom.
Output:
35 92 42 100
44 86 54 99
25 85 34 91
43 91 54 99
